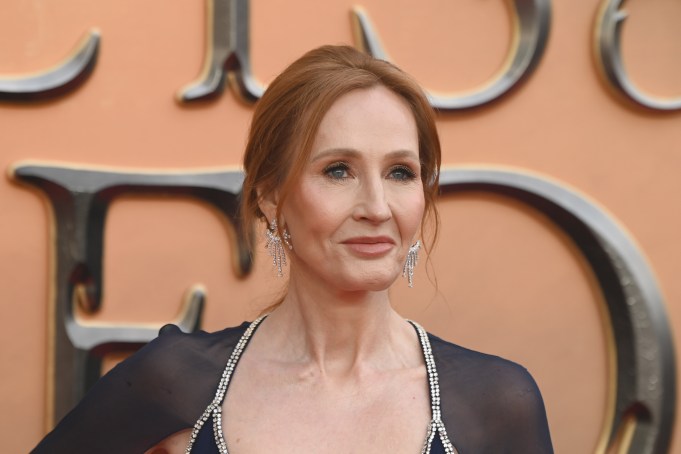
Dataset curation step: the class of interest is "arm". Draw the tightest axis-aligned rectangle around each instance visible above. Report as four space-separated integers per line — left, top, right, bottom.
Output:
490 363 553 454
32 325 223 454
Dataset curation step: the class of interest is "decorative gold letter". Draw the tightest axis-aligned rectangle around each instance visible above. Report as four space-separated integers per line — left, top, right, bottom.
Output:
0 30 99 101
440 168 674 454
595 0 681 111
178 0 263 103
11 163 250 427
352 1 551 110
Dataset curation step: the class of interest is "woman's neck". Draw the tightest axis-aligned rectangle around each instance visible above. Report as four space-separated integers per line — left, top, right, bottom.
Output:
252 272 419 379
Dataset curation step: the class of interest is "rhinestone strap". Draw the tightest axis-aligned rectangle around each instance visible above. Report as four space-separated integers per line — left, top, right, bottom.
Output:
185 315 267 454
186 317 457 454
409 320 458 454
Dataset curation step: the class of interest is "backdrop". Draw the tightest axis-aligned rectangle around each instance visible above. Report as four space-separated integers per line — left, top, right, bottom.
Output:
1 0 680 452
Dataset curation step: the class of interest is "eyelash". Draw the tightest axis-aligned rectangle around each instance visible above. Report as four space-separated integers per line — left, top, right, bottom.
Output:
323 162 418 181
323 162 351 180
387 165 418 181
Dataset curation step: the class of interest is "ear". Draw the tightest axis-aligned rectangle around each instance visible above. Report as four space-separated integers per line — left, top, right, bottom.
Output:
257 187 279 224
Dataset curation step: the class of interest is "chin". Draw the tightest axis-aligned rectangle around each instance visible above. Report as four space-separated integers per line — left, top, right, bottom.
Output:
338 272 399 293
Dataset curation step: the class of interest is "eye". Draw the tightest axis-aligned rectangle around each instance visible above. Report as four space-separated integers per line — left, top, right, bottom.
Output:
324 162 351 180
388 165 417 181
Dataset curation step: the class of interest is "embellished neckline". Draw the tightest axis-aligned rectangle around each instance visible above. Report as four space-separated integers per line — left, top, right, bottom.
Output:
186 316 457 454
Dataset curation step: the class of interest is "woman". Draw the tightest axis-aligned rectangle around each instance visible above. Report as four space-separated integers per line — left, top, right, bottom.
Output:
34 45 553 453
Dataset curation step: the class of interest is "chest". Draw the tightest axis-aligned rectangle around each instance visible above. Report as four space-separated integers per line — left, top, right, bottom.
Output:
222 362 431 454
184 318 457 454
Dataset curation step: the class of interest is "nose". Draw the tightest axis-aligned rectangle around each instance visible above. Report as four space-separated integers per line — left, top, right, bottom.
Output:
352 177 392 223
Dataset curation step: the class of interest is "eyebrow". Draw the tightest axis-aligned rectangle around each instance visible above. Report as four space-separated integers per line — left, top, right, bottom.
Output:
310 148 419 163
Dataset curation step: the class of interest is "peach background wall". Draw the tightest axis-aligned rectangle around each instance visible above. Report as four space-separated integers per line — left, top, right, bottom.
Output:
1 0 680 452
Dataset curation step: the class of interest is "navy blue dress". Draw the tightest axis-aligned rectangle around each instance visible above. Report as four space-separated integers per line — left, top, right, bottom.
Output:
33 321 553 453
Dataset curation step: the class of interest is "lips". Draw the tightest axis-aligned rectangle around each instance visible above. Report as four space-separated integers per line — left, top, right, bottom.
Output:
341 236 395 256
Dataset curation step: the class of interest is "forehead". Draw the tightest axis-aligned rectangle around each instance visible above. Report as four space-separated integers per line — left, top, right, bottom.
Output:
312 85 419 154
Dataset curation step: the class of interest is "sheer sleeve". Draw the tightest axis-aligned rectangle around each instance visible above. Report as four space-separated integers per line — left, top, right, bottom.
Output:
430 334 553 454
32 323 248 454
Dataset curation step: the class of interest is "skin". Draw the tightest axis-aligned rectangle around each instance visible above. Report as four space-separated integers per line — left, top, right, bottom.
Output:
148 85 431 454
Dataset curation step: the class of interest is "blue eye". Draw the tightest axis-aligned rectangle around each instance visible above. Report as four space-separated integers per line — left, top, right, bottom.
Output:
324 163 350 179
389 166 417 181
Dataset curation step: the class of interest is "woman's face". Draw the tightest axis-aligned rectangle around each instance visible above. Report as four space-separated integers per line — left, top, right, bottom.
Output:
280 85 425 293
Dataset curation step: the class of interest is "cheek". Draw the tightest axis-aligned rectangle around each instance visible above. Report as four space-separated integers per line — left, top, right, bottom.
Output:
395 191 426 239
285 184 343 236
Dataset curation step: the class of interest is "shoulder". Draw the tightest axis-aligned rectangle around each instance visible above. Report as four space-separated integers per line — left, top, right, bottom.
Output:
32 322 252 454
427 332 553 452
113 322 250 379
427 332 546 418
151 322 249 357
156 321 249 347
428 332 537 385
102 321 251 401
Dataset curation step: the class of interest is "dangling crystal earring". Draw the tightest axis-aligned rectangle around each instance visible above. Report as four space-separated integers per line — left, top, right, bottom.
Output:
265 219 292 277
402 240 421 288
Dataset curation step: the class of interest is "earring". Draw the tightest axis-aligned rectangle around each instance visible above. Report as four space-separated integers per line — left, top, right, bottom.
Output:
402 240 421 288
265 219 292 277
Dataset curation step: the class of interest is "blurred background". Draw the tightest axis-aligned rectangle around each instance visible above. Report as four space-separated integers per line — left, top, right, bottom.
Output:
1 0 680 452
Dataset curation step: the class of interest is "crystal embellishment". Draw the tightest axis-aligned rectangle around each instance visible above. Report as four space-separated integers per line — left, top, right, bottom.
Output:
186 317 458 453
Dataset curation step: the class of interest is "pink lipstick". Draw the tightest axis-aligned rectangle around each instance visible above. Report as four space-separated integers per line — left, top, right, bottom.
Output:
342 236 395 256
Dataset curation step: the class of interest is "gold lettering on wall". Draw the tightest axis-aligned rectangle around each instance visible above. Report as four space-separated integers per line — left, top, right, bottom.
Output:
0 30 99 101
438 168 674 453
10 163 249 427
595 0 681 111
177 0 263 103
352 0 551 110
177 0 551 109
